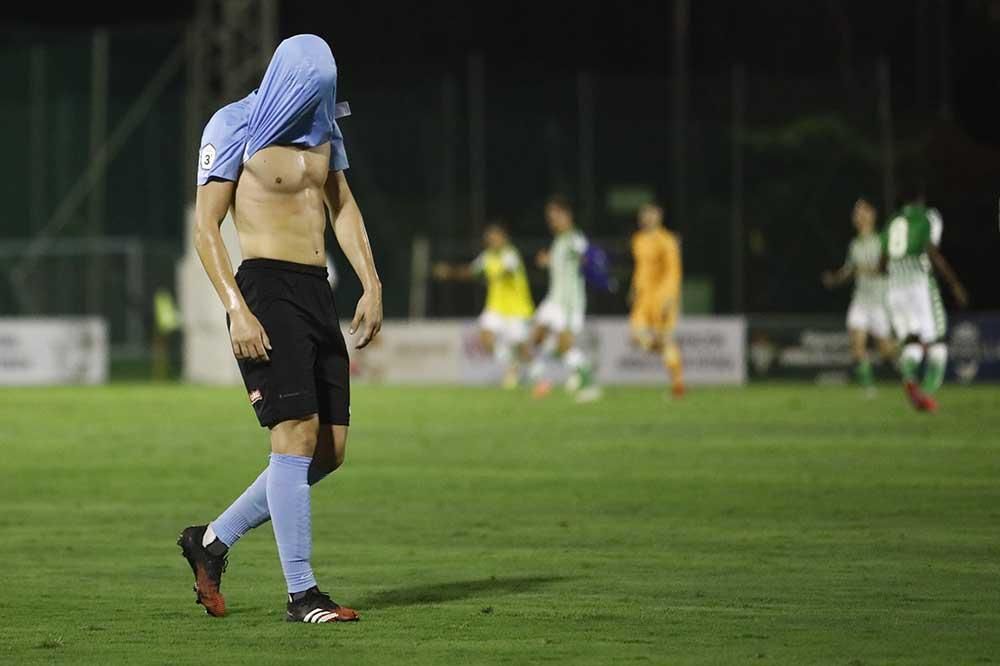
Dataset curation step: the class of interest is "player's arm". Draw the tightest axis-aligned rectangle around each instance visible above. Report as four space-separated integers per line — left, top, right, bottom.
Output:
193 179 271 362
432 258 478 281
324 170 383 349
927 245 969 308
821 255 854 289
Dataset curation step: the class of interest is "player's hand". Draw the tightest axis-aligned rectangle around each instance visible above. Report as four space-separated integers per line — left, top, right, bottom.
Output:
432 262 451 281
350 288 383 349
535 250 550 268
229 309 271 362
821 271 835 289
952 283 969 309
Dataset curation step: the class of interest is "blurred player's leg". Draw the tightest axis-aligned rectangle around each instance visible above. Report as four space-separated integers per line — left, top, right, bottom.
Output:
849 329 874 389
919 282 948 397
660 301 684 398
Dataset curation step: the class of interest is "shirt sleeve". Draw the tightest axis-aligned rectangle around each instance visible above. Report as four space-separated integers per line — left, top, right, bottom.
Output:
470 252 485 275
196 104 248 186
500 249 520 272
329 119 349 171
928 208 943 247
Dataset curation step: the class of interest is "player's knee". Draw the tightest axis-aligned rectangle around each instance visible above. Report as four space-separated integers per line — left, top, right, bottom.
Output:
271 416 321 457
556 332 574 355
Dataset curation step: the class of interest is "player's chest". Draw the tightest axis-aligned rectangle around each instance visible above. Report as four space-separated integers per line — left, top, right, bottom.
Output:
243 144 330 191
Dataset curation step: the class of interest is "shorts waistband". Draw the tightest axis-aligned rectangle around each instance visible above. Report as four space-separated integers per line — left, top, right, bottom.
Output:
238 258 328 278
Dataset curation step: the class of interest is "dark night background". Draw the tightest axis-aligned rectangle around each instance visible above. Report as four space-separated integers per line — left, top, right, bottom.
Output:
2 0 998 322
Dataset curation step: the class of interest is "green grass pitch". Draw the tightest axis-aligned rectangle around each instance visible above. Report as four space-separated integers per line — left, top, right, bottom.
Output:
1 383 999 665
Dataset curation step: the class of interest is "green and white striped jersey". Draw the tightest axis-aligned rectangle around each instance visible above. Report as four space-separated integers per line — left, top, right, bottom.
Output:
846 234 887 306
547 229 588 315
881 204 942 288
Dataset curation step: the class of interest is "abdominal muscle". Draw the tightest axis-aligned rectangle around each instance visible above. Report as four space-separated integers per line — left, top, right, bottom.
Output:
232 143 331 266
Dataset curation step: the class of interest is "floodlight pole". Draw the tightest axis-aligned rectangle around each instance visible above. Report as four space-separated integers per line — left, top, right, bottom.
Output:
467 53 487 233
672 0 689 237
577 71 596 230
877 58 895 213
731 64 745 314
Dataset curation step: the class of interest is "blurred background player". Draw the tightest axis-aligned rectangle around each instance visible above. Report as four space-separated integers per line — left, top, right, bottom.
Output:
629 203 685 398
529 196 601 402
881 192 968 412
821 198 895 393
433 223 534 388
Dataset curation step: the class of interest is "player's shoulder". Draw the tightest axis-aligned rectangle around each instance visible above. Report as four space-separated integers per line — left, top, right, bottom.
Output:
203 94 253 138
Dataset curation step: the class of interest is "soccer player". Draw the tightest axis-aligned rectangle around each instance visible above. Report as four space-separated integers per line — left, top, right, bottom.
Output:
629 203 685 398
433 223 534 388
821 198 895 391
177 35 382 623
529 196 600 402
881 194 968 411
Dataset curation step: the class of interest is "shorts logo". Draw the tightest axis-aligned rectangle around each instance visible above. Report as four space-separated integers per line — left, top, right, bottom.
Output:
200 143 216 170
248 389 263 405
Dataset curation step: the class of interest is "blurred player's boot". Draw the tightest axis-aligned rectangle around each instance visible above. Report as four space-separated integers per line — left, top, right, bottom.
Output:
532 379 554 399
671 382 686 399
286 587 359 623
903 381 924 411
177 525 228 617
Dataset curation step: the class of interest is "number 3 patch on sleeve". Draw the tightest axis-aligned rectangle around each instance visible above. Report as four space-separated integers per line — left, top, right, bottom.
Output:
200 144 216 170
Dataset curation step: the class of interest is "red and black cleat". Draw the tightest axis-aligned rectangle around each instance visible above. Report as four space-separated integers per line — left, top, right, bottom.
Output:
177 525 228 617
903 381 924 412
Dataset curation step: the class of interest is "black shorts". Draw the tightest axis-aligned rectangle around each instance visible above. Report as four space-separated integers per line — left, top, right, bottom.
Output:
231 258 350 428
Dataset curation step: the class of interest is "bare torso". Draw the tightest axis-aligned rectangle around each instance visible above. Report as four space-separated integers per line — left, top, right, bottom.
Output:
232 143 331 266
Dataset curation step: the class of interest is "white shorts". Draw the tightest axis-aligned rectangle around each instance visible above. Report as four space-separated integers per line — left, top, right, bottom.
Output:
887 280 947 344
534 299 584 335
478 310 530 345
846 300 891 339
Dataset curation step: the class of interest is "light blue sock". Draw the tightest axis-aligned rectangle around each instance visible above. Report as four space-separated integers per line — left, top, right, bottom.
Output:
210 468 270 547
209 461 334 549
267 453 316 593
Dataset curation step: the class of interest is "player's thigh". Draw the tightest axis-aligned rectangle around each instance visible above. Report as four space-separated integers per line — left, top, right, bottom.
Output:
500 316 530 348
315 327 351 431
478 310 504 336
270 415 321 457
846 301 867 333
237 300 319 429
887 287 917 341
557 330 575 354
916 281 948 344
870 305 892 341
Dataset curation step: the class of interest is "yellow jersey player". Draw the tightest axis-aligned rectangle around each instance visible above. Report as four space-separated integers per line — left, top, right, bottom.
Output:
434 223 534 388
630 203 684 397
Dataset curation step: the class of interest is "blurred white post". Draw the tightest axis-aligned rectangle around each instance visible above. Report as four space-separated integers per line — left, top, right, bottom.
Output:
125 239 146 354
88 28 109 317
409 236 431 319
577 71 596 229
29 44 46 233
672 0 689 235
467 53 486 233
731 64 745 314
877 58 895 213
